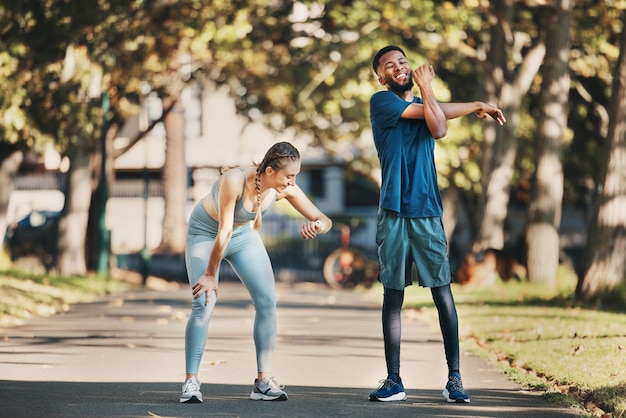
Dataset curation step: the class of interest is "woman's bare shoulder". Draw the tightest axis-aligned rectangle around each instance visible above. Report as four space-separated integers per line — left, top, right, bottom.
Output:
218 167 247 193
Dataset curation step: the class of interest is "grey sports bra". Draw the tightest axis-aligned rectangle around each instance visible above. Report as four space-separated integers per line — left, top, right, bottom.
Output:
210 167 275 224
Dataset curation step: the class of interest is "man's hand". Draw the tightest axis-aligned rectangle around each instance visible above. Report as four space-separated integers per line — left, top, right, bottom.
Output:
412 64 436 88
476 103 506 125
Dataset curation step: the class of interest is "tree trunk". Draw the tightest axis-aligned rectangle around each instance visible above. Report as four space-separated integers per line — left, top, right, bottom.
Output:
525 0 572 285
476 117 519 250
474 0 546 252
474 0 513 251
57 149 92 276
86 120 117 271
157 93 187 254
441 182 459 246
86 155 100 271
0 148 24 254
577 9 626 298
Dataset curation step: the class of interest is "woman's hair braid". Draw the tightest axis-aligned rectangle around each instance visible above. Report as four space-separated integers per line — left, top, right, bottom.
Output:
252 142 300 230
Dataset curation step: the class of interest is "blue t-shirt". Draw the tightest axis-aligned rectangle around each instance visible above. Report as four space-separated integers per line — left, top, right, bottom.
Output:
370 90 443 218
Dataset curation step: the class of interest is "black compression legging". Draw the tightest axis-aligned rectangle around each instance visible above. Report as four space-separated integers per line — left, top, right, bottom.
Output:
382 284 460 377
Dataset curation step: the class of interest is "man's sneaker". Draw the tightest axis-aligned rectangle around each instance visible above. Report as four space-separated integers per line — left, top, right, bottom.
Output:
368 374 407 402
250 376 288 401
180 376 203 403
442 373 470 403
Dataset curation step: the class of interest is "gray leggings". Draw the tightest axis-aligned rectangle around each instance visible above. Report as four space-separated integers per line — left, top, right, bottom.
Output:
184 204 277 375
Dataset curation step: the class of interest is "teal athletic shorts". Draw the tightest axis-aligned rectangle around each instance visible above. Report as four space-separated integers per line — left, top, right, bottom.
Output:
376 207 452 290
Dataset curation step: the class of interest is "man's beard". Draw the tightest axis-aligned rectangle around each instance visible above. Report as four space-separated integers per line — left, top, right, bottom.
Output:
386 76 413 95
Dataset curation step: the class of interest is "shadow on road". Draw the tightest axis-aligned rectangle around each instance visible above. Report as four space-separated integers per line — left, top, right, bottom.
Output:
0 380 578 418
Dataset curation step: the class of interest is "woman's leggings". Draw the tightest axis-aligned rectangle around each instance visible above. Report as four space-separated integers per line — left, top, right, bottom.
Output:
382 284 460 376
184 228 277 375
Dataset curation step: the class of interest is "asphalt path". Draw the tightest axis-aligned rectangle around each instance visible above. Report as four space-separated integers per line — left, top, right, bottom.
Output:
0 279 583 418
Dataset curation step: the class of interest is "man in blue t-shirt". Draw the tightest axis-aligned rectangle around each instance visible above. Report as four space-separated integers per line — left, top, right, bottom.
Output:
368 45 506 404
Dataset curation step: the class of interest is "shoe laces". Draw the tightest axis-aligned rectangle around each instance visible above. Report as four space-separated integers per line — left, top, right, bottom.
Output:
261 376 284 390
376 378 396 390
447 375 464 393
184 377 200 392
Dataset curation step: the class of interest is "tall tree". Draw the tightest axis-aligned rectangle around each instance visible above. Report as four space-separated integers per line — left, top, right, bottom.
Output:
0 145 24 255
0 2 50 252
2 0 206 274
30 44 106 276
577 7 626 298
473 0 546 252
525 0 573 284
157 89 187 253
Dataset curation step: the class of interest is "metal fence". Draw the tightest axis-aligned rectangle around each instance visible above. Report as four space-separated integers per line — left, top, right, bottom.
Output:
14 174 379 283
15 173 164 197
114 213 378 284
16 173 65 191
255 213 378 283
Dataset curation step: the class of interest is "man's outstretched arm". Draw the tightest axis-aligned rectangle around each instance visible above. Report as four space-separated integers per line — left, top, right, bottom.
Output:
440 102 506 125
402 101 506 126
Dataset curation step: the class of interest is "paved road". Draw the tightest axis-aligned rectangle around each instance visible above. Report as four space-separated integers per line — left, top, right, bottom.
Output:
0 279 582 417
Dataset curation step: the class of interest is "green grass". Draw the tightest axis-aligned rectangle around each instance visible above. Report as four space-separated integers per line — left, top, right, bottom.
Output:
0 268 129 328
395 269 626 417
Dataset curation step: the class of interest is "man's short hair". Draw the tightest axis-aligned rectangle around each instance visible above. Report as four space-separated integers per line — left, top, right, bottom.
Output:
372 45 406 73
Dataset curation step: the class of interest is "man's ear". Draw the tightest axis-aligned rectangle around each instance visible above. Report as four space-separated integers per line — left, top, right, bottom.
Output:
377 73 385 86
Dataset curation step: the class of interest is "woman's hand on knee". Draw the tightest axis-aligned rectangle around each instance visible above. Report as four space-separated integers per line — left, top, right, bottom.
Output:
192 273 218 305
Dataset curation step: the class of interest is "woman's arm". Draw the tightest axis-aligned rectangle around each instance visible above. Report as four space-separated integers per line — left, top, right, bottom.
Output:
191 170 241 303
206 171 240 274
281 184 333 240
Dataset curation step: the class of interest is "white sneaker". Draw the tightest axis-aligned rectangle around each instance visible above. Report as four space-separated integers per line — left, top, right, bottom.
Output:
180 377 203 403
250 376 288 401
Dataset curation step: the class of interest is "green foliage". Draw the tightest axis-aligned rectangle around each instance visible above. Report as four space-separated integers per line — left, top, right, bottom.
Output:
581 280 626 313
0 5 45 149
2 0 623 204
543 391 586 410
563 0 624 204
589 385 626 418
0 0 209 157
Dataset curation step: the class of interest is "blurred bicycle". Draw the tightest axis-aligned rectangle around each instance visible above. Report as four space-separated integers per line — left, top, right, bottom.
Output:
322 224 378 289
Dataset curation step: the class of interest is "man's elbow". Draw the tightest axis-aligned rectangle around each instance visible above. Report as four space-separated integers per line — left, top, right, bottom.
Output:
432 126 448 139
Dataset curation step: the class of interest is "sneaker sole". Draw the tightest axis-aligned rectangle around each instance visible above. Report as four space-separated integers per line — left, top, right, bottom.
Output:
368 392 407 402
250 392 288 401
442 389 470 403
180 395 203 403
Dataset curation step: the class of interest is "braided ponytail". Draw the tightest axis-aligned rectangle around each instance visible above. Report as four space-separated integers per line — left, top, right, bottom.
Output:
251 142 300 231
253 169 262 230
